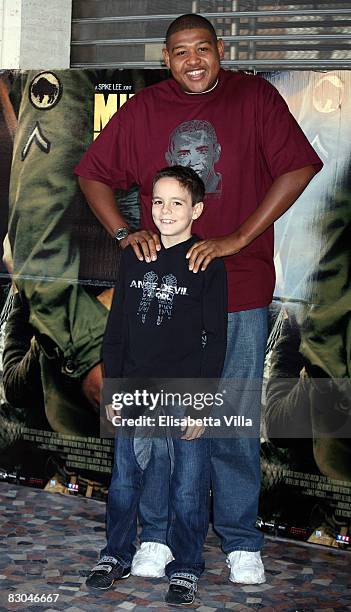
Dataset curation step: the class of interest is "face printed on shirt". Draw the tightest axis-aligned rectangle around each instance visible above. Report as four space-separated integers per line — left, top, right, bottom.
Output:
166 120 222 195
162 27 224 94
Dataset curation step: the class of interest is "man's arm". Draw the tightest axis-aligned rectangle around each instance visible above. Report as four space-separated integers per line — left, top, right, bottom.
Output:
78 176 161 261
78 177 126 236
187 164 318 272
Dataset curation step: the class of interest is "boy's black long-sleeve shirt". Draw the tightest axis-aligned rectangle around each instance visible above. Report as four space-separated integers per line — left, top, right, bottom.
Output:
103 236 227 380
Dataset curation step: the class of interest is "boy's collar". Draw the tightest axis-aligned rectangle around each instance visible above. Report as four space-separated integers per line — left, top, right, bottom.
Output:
160 234 198 250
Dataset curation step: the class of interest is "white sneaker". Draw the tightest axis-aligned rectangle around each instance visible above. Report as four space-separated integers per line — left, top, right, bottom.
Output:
131 542 174 577
226 551 266 584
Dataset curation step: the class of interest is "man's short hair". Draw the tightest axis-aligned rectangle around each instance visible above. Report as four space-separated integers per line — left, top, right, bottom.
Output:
153 166 205 205
165 13 217 46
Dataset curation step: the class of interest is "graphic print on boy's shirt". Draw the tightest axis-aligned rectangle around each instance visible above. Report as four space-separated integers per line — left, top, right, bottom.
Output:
130 271 189 326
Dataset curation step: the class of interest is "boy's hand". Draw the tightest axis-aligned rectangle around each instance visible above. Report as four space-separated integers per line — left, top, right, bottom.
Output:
105 404 122 423
81 363 103 411
181 418 205 440
120 230 161 262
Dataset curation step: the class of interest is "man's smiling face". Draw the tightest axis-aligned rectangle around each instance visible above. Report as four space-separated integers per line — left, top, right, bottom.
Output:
162 27 224 94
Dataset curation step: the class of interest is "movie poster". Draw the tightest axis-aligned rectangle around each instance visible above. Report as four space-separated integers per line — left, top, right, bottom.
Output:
260 71 351 549
0 69 349 547
0 69 158 498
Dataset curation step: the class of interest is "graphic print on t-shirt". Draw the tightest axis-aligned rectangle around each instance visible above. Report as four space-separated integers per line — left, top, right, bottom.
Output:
155 273 177 325
132 271 188 326
165 120 222 196
136 270 158 323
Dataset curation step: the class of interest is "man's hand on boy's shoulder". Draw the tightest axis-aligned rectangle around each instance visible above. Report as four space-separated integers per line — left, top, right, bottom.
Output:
120 230 161 263
186 234 245 272
105 403 121 422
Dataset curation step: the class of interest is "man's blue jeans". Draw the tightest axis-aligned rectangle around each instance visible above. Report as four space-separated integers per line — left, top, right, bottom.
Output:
211 307 268 553
138 307 268 553
101 430 210 577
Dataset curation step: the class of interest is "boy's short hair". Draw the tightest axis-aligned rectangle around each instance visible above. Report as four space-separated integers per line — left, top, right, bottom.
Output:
153 165 205 205
165 13 217 46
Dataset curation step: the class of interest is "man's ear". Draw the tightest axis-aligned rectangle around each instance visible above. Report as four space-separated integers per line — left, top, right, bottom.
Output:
217 38 225 60
162 47 171 69
192 201 204 220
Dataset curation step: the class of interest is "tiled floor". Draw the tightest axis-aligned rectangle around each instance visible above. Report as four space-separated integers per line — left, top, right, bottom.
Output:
0 483 350 611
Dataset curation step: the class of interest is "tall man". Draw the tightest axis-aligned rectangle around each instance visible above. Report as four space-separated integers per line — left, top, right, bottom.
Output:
75 13 322 584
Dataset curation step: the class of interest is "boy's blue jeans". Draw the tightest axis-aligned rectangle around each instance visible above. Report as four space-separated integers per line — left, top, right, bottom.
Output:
101 429 210 578
138 307 268 553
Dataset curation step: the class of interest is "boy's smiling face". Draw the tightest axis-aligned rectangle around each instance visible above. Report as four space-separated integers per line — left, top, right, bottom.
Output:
152 177 203 248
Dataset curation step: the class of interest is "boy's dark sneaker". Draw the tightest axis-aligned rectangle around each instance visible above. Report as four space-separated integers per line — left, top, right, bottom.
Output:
86 555 131 590
165 573 198 606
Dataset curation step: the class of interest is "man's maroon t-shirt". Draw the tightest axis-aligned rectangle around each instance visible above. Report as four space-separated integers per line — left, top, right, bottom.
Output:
75 69 323 312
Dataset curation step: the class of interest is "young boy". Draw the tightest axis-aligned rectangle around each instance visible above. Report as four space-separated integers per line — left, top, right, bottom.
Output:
86 165 227 605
